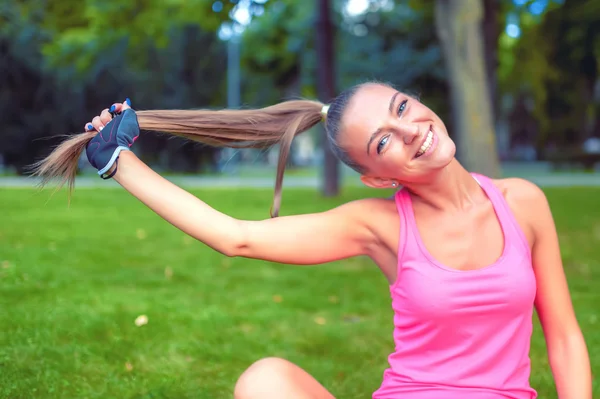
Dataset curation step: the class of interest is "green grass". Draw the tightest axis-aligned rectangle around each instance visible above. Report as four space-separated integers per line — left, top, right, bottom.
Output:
0 186 598 399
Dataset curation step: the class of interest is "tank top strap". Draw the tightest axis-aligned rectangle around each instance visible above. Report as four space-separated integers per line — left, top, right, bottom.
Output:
471 173 532 257
393 188 418 268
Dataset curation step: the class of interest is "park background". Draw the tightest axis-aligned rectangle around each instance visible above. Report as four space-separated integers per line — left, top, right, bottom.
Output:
1 0 599 398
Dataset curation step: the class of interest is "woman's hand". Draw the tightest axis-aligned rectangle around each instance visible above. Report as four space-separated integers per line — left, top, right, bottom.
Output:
84 98 139 179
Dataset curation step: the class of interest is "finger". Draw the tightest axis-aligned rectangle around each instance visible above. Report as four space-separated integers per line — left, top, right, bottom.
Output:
100 108 113 125
84 122 95 132
108 103 118 117
110 102 124 115
121 97 132 111
92 116 105 131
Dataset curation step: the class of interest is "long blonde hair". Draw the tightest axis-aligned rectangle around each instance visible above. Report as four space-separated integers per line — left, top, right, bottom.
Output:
30 100 325 217
31 82 376 216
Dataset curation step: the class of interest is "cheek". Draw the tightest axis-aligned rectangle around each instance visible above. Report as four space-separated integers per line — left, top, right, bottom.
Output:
392 137 413 160
381 141 412 171
428 136 456 167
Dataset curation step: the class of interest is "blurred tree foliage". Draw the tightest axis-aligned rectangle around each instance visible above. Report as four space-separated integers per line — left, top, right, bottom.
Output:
498 0 599 155
1 0 598 174
0 0 236 172
0 0 449 174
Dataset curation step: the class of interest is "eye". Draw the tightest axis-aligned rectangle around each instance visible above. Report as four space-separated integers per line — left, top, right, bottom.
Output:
377 134 390 154
397 99 408 116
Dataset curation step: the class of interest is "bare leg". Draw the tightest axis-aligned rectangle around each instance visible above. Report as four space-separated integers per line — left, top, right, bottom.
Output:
234 357 336 399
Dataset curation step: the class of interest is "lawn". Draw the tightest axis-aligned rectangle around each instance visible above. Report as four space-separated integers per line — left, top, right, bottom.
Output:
0 185 598 399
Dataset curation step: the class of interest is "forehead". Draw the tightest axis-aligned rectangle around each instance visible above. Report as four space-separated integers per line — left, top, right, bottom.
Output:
340 84 398 144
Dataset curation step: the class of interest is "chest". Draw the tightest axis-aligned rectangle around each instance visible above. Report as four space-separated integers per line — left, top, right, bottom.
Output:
367 188 534 284
413 202 506 271
394 253 537 322
392 190 537 319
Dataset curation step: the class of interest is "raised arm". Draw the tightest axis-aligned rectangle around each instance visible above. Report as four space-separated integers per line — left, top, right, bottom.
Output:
33 100 380 266
113 150 377 265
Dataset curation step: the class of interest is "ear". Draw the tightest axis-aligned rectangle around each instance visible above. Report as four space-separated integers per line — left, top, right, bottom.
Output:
360 175 398 189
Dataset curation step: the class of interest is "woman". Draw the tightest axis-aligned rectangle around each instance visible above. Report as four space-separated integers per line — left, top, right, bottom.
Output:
33 82 591 398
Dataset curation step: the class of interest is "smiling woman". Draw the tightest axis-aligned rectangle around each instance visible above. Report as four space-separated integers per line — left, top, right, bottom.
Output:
31 82 592 399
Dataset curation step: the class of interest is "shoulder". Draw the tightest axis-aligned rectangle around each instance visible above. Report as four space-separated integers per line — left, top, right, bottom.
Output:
492 177 548 208
330 194 399 242
332 195 397 221
491 177 553 242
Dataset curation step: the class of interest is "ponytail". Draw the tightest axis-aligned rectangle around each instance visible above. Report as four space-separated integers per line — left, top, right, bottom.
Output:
30 100 325 217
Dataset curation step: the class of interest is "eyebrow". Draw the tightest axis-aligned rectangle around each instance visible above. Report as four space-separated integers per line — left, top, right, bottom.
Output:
366 91 400 155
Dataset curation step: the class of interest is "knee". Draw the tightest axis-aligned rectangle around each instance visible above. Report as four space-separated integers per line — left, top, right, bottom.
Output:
234 357 293 399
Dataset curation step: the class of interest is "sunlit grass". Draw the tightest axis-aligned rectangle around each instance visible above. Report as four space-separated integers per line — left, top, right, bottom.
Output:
1 186 598 398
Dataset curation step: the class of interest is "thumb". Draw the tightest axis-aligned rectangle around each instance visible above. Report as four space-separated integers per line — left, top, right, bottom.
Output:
121 98 132 111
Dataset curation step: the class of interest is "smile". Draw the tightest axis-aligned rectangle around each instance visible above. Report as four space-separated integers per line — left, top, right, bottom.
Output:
415 127 434 158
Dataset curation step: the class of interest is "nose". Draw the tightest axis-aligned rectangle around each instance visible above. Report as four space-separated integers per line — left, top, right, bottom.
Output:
395 122 420 145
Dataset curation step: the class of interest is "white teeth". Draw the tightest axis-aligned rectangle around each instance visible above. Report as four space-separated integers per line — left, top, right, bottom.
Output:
416 130 433 157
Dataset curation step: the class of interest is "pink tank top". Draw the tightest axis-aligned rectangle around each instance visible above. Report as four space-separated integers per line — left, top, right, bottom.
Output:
372 174 538 399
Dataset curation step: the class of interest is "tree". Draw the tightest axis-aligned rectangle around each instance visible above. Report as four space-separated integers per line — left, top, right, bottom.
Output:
316 0 340 196
434 0 500 177
499 0 599 153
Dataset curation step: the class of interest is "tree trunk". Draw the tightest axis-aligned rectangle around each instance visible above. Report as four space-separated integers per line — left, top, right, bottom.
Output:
482 0 510 160
315 0 340 196
434 0 500 177
482 0 500 121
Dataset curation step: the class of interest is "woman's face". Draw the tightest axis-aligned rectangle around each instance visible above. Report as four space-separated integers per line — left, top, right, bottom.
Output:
337 84 456 188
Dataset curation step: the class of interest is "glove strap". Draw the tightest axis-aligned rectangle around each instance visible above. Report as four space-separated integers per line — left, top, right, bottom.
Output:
97 146 130 177
100 157 119 180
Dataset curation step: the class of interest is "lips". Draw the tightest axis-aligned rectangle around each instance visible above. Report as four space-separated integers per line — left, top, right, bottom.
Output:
414 125 433 158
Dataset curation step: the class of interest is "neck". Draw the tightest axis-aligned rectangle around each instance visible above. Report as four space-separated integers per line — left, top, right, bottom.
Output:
402 159 485 211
